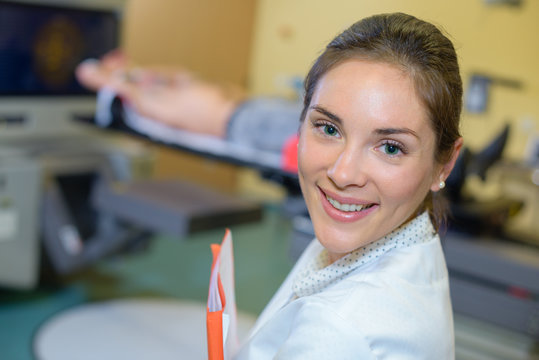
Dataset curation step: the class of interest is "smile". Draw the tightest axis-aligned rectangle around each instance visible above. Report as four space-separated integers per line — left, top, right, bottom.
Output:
318 187 378 223
326 196 375 212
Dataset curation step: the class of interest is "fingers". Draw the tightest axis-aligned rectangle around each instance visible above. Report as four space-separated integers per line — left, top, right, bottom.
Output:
75 58 111 91
75 48 128 91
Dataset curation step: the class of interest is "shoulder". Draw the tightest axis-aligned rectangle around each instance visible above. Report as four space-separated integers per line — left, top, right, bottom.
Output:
339 236 452 324
302 239 453 358
294 272 453 358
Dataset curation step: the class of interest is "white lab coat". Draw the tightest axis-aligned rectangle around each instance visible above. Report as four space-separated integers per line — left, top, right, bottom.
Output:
235 213 454 359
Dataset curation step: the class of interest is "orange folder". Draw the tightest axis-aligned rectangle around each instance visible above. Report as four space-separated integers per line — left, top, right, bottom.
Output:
207 229 238 360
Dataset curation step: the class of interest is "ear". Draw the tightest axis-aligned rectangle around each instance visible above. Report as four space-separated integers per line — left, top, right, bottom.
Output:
431 137 463 192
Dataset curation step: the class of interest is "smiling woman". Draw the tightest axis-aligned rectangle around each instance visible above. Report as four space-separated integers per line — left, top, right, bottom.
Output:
235 13 463 359
75 11 465 360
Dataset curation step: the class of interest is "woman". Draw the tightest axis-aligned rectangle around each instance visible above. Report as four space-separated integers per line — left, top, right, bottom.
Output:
77 12 463 358
233 13 462 359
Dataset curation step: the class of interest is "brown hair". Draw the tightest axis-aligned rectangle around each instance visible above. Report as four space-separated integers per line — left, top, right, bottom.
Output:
300 13 462 229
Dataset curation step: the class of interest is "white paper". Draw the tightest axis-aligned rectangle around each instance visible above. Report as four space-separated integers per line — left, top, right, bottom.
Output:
206 230 239 360
219 231 237 359
207 256 222 312
222 313 230 345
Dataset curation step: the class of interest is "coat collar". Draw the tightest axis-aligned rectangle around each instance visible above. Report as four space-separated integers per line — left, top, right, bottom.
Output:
292 212 436 297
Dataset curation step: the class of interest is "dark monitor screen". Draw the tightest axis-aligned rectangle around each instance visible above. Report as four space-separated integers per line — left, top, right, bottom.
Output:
0 1 119 96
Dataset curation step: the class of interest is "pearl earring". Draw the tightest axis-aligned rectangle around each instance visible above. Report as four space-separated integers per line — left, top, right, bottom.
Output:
439 180 446 189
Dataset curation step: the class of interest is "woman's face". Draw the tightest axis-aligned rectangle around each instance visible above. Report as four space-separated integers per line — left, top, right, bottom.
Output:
298 60 446 263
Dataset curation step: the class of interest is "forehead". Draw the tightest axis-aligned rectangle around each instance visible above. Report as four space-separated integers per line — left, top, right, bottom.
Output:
311 60 431 133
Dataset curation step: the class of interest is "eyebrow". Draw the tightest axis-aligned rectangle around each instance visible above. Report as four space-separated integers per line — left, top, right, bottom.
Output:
374 128 419 139
309 105 343 125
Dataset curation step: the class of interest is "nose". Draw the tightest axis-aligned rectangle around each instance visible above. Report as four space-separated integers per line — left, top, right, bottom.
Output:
327 145 368 188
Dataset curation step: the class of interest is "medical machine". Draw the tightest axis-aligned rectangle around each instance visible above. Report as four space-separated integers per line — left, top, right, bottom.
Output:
0 0 126 288
0 0 261 289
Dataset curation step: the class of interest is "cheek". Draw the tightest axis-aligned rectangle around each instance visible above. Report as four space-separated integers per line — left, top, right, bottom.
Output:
297 134 309 181
297 132 327 180
297 132 314 197
377 162 434 202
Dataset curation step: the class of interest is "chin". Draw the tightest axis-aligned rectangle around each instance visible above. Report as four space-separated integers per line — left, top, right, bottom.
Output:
312 220 372 259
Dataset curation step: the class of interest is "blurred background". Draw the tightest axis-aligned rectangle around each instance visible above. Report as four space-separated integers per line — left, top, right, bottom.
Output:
0 0 538 359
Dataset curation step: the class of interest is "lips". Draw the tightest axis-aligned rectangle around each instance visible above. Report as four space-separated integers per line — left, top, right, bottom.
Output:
318 187 378 223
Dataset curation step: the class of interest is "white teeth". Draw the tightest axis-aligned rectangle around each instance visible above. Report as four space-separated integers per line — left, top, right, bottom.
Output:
326 196 367 212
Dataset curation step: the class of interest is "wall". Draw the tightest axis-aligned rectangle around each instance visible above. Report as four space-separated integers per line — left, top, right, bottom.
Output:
122 0 256 86
248 0 539 161
119 0 257 192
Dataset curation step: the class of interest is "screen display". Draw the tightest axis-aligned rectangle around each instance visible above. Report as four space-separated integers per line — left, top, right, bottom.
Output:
0 1 119 96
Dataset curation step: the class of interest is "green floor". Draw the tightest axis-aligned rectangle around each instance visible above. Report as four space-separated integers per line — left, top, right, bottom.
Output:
0 205 294 360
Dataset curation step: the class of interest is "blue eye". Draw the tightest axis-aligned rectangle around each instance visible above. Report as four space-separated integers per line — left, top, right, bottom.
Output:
323 125 338 136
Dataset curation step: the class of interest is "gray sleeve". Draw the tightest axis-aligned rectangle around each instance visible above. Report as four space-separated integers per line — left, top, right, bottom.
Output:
226 97 303 153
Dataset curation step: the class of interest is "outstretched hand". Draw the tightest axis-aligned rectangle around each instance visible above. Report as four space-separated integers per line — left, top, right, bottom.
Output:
75 49 246 138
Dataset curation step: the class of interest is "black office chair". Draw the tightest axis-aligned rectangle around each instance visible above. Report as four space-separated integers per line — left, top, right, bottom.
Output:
443 124 523 237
